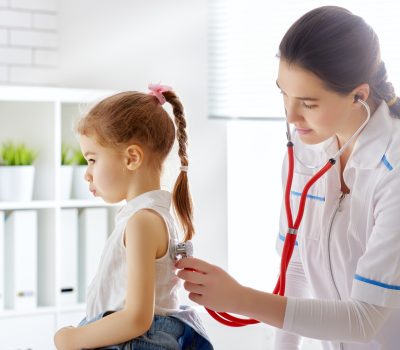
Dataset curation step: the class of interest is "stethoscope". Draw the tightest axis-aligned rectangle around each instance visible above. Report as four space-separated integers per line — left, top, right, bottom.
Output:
174 98 371 327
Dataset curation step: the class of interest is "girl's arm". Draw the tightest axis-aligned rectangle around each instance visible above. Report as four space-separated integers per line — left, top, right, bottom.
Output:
55 209 168 350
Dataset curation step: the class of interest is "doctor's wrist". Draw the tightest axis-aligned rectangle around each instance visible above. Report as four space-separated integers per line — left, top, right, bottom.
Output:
235 287 287 328
233 285 254 315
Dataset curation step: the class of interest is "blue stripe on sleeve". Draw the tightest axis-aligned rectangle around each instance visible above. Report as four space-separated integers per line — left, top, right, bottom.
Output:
354 274 400 290
381 154 393 171
279 233 298 246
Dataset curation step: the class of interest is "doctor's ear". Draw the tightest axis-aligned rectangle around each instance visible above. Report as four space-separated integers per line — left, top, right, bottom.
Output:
352 83 370 103
124 145 144 171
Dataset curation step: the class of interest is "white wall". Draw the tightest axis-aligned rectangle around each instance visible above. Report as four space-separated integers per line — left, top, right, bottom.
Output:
58 0 228 270
0 0 59 85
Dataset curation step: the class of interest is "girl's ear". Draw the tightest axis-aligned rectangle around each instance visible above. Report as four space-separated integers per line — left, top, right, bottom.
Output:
124 145 144 170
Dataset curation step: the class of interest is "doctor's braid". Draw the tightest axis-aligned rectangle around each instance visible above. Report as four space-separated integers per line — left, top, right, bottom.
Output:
163 90 194 242
371 62 400 117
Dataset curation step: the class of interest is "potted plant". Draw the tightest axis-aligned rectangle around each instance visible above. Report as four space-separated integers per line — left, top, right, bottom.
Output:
71 148 92 199
0 141 38 201
60 143 75 200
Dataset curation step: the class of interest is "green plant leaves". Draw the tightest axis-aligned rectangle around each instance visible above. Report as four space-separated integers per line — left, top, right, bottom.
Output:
61 143 75 165
0 141 38 166
71 147 87 165
61 143 86 165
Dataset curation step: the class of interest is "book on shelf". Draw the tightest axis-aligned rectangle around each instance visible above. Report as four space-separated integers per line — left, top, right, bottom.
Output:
59 209 79 306
4 210 38 310
78 208 108 302
0 211 4 311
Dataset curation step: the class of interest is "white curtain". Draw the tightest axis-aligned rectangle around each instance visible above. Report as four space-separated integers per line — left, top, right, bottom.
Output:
209 0 400 120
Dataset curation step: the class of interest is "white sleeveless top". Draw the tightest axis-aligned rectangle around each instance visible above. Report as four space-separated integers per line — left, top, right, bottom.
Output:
85 190 181 320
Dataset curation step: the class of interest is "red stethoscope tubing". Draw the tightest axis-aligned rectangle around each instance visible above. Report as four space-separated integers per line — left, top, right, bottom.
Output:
205 141 336 327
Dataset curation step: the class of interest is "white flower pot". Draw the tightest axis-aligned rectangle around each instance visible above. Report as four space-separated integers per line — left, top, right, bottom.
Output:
72 165 92 199
0 165 35 201
60 165 74 200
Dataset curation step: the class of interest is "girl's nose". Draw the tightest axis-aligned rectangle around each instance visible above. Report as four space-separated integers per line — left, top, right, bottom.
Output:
84 168 92 182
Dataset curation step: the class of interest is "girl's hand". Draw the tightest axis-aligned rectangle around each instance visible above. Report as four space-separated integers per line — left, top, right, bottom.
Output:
175 257 244 312
54 326 77 350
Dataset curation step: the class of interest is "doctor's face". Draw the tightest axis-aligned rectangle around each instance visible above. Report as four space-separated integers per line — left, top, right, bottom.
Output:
276 59 355 145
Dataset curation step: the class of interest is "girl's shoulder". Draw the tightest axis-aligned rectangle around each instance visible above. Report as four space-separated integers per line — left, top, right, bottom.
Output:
124 209 169 259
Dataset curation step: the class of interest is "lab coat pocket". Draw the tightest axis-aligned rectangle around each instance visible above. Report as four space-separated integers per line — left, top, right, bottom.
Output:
290 172 326 241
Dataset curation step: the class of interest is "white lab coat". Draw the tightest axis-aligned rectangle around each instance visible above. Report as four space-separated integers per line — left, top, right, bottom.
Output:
276 101 400 350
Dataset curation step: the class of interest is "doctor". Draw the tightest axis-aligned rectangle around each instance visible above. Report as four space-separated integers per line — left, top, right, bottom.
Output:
176 6 400 350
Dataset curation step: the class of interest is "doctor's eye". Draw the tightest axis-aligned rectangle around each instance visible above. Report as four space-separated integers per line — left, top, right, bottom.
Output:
302 102 317 109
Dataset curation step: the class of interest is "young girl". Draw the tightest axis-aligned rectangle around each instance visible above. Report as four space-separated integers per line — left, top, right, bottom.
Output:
54 84 213 350
176 6 400 350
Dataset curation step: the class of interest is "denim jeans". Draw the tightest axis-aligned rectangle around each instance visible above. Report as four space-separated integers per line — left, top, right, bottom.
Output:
78 311 214 350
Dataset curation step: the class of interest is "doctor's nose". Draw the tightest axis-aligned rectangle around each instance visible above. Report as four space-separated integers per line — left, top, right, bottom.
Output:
285 104 303 125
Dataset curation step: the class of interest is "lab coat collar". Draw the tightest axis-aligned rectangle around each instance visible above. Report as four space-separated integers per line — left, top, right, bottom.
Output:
346 101 392 170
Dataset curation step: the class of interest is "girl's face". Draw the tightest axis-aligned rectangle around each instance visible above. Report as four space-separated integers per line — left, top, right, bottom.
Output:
277 59 357 145
79 135 129 203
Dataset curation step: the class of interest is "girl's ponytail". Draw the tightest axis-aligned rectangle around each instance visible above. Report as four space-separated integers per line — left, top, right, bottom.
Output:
163 91 194 242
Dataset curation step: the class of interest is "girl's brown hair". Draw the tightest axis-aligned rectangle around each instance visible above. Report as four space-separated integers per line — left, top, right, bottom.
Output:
77 90 194 241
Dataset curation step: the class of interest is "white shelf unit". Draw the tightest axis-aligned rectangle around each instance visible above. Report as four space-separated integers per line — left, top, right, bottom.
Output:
0 85 119 350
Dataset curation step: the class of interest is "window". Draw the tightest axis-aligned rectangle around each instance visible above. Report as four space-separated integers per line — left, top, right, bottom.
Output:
227 120 285 291
209 0 400 120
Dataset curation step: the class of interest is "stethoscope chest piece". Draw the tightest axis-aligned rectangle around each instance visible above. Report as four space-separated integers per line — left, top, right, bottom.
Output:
171 239 193 260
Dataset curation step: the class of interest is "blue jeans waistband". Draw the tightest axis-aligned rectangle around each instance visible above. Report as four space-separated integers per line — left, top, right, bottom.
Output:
78 310 213 350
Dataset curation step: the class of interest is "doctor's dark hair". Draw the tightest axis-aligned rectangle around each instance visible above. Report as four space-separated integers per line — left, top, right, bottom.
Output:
278 6 400 117
76 90 194 242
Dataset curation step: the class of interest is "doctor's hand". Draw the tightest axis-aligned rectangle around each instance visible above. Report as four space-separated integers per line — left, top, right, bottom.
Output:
176 257 244 312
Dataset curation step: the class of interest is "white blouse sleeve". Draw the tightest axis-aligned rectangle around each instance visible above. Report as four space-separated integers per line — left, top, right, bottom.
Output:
282 297 391 343
274 259 311 350
352 168 400 308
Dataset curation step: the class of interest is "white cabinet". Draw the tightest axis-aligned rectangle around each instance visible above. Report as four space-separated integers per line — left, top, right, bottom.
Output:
0 85 119 349
0 313 56 350
56 308 86 330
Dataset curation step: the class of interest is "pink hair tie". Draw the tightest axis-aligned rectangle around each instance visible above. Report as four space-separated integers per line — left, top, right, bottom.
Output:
148 83 172 105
